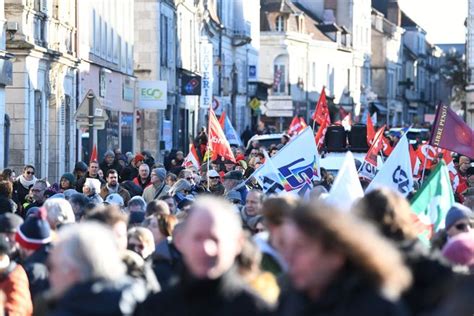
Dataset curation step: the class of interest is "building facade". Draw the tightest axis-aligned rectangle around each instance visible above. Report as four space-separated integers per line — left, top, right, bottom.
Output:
5 0 78 179
77 0 135 161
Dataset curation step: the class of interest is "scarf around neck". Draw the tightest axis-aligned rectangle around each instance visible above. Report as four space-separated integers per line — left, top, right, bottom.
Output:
18 175 37 189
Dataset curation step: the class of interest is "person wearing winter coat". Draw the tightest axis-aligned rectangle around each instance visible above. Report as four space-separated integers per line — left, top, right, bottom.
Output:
12 165 37 216
353 188 457 315
134 197 272 316
0 236 33 316
100 150 123 177
277 201 412 316
38 222 148 316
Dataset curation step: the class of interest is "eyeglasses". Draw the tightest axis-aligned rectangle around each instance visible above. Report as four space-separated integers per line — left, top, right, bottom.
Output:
26 171 35 175
186 177 193 181
209 177 220 180
128 243 144 251
455 223 473 231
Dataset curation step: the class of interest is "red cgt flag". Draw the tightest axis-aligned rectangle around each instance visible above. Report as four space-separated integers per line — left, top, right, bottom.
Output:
208 109 236 163
288 116 307 136
430 104 474 159
218 111 226 129
90 144 98 163
365 125 386 166
366 112 376 145
312 87 331 125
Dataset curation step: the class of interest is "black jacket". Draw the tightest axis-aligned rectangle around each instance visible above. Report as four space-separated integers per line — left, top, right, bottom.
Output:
134 267 271 316
22 244 50 300
47 277 148 316
398 239 456 315
100 159 123 177
277 272 408 316
121 166 139 182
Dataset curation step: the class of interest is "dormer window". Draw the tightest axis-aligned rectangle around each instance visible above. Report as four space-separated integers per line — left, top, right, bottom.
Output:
276 15 285 32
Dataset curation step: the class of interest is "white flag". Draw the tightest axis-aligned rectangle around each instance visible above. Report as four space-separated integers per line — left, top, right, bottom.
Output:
326 152 364 211
366 134 414 196
251 127 320 197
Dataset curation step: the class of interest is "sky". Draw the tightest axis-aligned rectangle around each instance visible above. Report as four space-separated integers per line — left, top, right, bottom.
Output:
398 0 468 44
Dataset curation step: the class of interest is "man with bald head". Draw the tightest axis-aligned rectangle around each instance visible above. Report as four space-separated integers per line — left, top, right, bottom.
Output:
135 196 271 316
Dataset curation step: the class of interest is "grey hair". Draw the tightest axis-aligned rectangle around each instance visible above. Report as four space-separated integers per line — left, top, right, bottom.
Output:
169 179 192 196
44 198 76 229
56 222 126 282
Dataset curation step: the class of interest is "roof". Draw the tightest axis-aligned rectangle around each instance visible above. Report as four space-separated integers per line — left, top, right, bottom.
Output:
371 0 424 30
260 0 332 42
261 0 301 14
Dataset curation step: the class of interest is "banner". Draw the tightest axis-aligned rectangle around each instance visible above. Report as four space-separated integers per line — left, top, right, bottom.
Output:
366 134 414 197
430 104 474 158
138 81 167 110
200 43 214 109
411 161 454 245
252 127 320 197
326 151 364 210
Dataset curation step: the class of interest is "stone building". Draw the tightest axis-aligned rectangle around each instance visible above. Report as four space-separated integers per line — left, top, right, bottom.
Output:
5 0 78 179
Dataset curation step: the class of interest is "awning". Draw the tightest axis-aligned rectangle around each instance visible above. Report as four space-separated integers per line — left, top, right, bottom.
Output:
370 102 387 114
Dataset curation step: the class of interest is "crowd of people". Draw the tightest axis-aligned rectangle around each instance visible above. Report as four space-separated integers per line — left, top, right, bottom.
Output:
0 137 472 316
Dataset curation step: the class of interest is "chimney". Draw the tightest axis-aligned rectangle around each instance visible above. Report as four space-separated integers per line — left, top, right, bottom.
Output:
387 0 401 26
323 0 337 24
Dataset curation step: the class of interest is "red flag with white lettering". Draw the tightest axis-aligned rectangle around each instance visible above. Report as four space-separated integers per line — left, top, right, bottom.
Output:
208 109 236 162
312 87 331 125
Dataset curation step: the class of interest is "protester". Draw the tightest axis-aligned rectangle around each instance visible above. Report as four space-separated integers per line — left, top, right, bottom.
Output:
23 179 48 213
158 195 177 215
42 198 75 231
0 235 33 316
0 180 17 214
82 178 103 204
145 200 170 217
100 150 123 176
43 222 148 315
128 227 155 261
135 196 271 315
121 153 145 181
1 168 16 183
353 188 456 315
0 213 23 261
240 190 264 232
12 165 37 215
133 164 152 191
165 173 178 188
56 173 75 193
207 169 225 195
15 208 51 300
223 170 248 202
67 193 89 221
100 169 131 206
143 168 170 203
278 201 413 315
75 160 105 193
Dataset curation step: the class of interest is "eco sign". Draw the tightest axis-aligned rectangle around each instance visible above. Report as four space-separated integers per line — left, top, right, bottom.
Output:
138 81 167 110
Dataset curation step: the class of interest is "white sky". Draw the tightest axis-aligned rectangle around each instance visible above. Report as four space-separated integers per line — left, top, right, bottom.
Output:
398 0 468 44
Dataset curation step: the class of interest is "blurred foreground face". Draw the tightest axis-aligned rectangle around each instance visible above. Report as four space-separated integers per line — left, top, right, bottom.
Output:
282 221 344 295
49 244 80 298
179 208 241 279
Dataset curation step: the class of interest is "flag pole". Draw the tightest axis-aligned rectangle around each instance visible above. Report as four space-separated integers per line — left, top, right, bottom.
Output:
207 109 211 191
420 155 429 185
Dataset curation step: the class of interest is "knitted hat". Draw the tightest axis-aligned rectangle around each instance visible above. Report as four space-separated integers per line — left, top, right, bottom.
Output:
0 213 23 233
134 153 145 163
15 208 51 251
104 150 115 158
61 173 76 186
74 161 88 173
104 193 124 207
445 203 473 230
442 232 474 267
153 168 167 182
